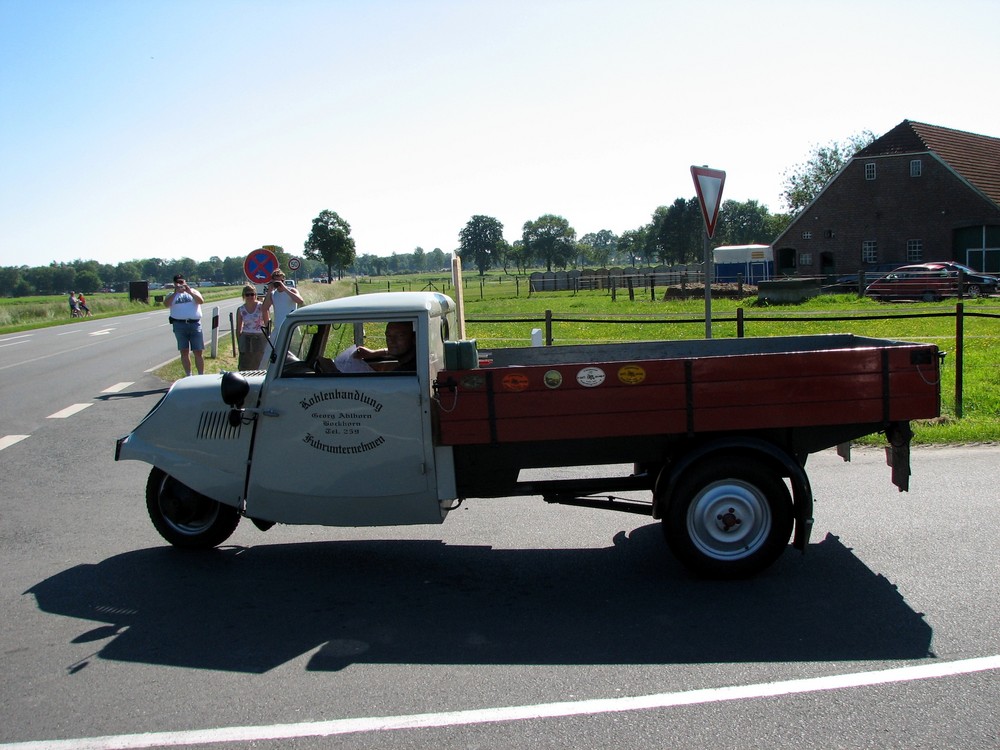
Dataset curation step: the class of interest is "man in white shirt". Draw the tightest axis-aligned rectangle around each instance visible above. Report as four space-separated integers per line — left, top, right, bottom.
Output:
164 274 205 376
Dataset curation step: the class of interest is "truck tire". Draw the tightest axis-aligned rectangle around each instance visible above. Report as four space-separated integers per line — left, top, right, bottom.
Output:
663 458 793 578
145 468 241 549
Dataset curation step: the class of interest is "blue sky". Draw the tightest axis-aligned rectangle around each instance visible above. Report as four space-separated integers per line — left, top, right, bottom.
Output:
2 0 998 267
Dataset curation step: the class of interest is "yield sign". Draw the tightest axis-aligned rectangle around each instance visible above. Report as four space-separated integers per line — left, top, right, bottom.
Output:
244 247 279 283
690 165 726 238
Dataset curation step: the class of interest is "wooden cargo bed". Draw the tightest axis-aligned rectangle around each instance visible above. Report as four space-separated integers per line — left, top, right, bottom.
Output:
434 335 941 446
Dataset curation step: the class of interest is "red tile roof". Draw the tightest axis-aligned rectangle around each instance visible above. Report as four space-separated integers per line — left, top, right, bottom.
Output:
857 120 1000 207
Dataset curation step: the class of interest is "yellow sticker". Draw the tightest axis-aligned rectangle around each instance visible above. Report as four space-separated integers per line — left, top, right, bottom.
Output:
617 365 646 385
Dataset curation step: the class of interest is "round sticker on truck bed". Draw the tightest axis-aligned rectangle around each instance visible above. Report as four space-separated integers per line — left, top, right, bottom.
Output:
617 364 646 385
501 372 530 391
576 366 606 387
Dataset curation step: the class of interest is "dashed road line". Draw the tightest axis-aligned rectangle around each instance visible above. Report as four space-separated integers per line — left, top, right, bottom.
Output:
0 435 30 451
1 655 997 750
102 382 135 393
0 334 32 348
47 404 93 419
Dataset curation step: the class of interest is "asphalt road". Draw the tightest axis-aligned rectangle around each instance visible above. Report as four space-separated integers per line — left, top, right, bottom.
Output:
1 311 998 749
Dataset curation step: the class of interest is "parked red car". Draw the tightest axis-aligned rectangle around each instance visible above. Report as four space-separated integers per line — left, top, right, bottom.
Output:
865 262 996 301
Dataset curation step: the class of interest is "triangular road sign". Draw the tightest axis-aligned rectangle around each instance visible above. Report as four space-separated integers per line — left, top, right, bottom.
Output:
690 166 726 238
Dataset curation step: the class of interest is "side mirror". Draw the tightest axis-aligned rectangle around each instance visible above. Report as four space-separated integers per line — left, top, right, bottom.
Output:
221 371 249 408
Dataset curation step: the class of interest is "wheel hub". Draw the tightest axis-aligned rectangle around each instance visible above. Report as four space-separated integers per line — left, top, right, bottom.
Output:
715 507 742 532
688 480 772 560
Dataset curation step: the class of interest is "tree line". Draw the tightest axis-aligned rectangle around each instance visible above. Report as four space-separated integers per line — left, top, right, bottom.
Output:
0 131 873 296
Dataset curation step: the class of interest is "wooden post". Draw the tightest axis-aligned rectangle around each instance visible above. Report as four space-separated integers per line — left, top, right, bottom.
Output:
545 309 553 346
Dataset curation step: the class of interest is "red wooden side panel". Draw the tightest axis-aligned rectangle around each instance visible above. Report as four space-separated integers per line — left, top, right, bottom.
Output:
434 343 940 445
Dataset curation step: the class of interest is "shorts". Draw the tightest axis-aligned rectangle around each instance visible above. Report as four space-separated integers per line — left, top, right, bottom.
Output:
172 321 204 351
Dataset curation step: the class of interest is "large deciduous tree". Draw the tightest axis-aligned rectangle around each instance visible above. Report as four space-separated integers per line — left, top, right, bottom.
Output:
781 130 877 213
578 229 618 268
649 199 702 265
715 199 772 246
522 214 576 271
459 215 505 275
304 210 356 281
617 228 647 268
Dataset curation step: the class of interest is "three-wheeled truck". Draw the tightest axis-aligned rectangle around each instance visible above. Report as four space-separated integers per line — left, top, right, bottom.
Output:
116 292 942 578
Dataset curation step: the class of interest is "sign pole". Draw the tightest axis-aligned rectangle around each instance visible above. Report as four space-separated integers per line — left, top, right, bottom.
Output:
703 230 712 338
690 165 726 340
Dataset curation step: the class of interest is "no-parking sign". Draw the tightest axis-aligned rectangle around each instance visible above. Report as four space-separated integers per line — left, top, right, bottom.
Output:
244 247 279 283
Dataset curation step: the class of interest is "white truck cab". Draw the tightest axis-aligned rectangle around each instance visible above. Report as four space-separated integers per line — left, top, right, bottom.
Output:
117 292 461 546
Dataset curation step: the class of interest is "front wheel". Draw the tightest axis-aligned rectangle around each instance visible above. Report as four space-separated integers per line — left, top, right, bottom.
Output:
662 458 793 578
145 468 241 548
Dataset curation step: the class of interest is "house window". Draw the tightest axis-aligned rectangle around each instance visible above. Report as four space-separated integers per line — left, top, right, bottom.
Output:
801 231 812 240
865 163 877 180
862 240 878 263
910 159 922 177
907 239 923 262
799 253 813 267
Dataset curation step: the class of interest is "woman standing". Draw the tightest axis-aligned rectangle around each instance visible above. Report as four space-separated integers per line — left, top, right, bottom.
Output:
235 284 269 371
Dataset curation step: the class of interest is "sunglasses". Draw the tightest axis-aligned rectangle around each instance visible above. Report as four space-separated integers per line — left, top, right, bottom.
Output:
244 292 256 297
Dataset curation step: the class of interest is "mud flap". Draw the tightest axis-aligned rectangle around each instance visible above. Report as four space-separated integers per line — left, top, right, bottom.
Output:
884 421 913 492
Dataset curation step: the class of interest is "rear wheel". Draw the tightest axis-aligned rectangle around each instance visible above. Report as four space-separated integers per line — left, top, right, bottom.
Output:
662 457 793 578
145 468 241 548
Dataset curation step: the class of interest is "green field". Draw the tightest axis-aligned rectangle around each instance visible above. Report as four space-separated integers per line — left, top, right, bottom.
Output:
7 274 998 444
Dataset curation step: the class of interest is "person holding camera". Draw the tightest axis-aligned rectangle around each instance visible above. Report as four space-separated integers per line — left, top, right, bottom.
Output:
260 270 304 338
164 274 205 376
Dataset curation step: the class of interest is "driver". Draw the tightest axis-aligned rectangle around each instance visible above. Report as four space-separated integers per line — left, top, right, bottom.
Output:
315 322 417 373
356 322 417 372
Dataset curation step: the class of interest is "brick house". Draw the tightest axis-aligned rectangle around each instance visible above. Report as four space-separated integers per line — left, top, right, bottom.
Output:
772 119 1000 278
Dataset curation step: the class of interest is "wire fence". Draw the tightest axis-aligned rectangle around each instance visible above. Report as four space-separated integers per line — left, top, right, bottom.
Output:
463 303 1000 419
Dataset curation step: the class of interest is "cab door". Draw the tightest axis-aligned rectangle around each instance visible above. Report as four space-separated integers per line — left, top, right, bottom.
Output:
244 369 442 527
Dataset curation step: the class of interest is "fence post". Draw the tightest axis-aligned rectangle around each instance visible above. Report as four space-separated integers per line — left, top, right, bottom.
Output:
229 311 237 356
736 307 744 338
955 302 964 419
545 309 553 346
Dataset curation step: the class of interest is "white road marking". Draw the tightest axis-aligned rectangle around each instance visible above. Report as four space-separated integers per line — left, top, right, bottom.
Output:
0 339 30 348
144 357 179 373
89 329 115 336
46 403 92 419
57 329 83 336
101 382 135 393
0 435 30 451
1 655 997 750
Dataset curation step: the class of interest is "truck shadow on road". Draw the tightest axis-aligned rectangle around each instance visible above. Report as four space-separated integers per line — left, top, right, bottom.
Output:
26 528 932 673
